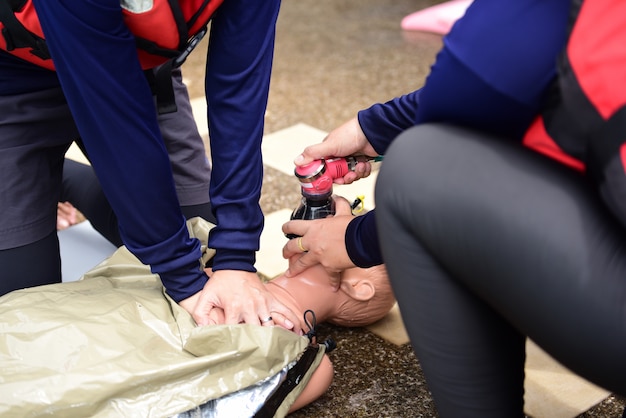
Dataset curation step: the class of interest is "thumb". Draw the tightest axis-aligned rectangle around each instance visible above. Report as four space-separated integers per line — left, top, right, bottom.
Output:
333 195 353 216
294 141 335 166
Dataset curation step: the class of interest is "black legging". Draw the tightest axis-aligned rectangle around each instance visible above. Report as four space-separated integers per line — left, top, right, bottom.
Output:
0 160 215 297
61 159 216 247
375 124 626 417
0 231 61 296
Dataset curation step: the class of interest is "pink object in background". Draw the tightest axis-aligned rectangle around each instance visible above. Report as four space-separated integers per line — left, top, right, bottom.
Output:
401 0 473 35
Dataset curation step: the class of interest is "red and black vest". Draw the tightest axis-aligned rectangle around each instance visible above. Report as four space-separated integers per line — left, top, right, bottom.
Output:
522 0 626 225
0 0 224 70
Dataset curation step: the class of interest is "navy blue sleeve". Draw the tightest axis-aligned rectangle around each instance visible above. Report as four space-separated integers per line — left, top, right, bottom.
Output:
357 91 421 156
345 211 383 268
359 0 570 150
33 0 205 302
347 0 571 266
204 0 281 272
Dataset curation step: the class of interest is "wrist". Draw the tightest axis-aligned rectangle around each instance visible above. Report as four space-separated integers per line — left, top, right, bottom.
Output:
345 211 383 268
211 248 257 273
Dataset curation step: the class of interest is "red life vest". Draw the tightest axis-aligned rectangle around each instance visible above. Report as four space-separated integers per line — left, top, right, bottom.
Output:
522 0 626 173
0 0 224 71
522 0 626 225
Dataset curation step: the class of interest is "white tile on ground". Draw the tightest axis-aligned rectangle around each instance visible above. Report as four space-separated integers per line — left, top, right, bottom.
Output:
190 96 209 139
59 221 117 283
256 209 293 279
261 123 328 176
524 340 610 418
367 303 410 346
333 173 378 212
65 142 91 165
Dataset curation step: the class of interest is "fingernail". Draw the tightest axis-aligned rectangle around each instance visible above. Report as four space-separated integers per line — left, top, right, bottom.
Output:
294 154 304 164
285 319 294 329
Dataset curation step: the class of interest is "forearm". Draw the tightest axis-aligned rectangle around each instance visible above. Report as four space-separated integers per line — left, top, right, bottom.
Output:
35 0 205 301
358 0 571 154
357 91 421 155
345 211 383 268
205 0 281 272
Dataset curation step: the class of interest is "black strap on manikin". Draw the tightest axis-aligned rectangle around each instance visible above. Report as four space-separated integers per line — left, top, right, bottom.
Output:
253 309 336 418
253 344 322 418
0 0 50 60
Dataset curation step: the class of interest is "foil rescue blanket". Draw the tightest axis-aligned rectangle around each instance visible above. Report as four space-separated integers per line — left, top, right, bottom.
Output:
0 218 323 417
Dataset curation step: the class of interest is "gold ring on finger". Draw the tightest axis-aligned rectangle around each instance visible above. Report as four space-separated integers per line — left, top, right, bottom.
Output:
297 237 308 253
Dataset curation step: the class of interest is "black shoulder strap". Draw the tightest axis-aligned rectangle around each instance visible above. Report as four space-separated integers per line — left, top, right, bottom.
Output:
154 60 178 114
0 0 50 59
151 26 209 115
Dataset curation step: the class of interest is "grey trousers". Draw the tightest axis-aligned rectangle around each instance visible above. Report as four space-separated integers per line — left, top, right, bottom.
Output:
376 124 626 417
61 69 214 247
0 68 211 294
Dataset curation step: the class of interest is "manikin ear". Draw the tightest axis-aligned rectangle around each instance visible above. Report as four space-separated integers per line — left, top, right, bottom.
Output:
340 277 376 302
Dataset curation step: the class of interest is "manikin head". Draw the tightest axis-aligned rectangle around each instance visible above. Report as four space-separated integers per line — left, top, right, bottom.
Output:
328 264 394 327
267 262 395 328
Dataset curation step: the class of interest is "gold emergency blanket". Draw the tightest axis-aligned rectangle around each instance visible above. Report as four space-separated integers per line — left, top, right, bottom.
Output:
0 218 322 417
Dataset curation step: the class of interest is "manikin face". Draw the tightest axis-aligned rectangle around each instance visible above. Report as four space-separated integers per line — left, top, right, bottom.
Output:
204 263 395 328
